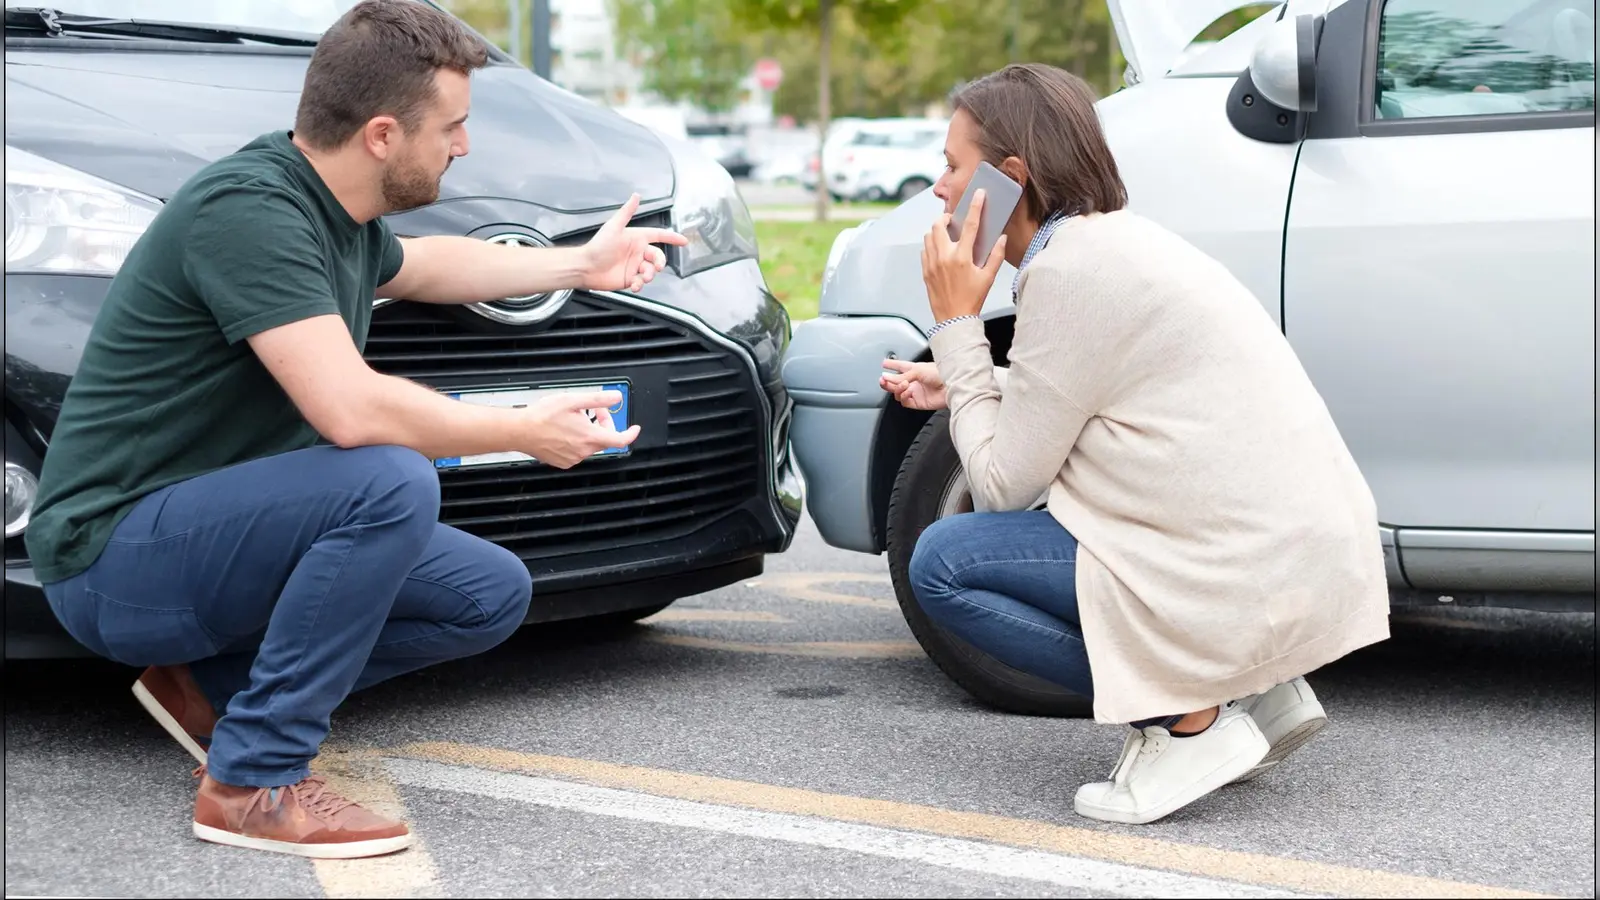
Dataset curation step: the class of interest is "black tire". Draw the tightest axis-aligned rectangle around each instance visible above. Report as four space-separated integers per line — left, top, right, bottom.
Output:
886 410 1093 718
897 177 932 202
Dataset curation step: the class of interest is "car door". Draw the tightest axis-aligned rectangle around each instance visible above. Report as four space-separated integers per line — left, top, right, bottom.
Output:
1283 0 1596 592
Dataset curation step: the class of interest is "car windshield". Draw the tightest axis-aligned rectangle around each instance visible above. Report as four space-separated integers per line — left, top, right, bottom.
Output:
2 0 374 35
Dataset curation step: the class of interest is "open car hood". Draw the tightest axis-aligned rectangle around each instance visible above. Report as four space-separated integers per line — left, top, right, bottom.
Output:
1110 0 1284 83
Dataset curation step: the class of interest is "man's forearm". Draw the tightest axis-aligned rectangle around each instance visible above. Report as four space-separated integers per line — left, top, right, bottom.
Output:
389 236 589 304
341 372 528 460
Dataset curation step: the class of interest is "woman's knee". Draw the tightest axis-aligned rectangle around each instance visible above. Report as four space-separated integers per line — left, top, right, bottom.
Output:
908 515 969 600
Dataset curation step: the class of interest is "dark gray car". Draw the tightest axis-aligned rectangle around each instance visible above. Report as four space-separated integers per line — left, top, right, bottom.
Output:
3 1 804 658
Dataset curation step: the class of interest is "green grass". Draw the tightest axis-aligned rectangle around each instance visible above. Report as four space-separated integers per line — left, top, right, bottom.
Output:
755 219 864 322
757 200 899 216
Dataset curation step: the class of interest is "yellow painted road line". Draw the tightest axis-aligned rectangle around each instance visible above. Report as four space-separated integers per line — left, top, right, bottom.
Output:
643 609 792 624
381 756 1298 898
757 572 898 610
310 747 442 899
642 632 924 659
388 741 1553 900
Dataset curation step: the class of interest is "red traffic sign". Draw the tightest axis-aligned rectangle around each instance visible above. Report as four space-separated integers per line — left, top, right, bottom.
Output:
754 58 783 91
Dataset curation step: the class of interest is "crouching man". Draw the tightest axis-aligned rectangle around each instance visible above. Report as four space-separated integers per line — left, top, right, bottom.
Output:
25 0 683 859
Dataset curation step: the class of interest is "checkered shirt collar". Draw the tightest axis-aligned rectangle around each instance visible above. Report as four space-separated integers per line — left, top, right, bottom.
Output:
1012 210 1071 300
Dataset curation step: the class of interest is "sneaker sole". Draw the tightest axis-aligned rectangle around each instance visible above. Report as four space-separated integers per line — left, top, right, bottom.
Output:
1230 706 1329 785
132 680 209 766
1074 732 1269 825
193 822 414 859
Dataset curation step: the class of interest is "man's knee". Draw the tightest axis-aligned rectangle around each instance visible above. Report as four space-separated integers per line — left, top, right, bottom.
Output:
338 445 441 524
474 542 534 641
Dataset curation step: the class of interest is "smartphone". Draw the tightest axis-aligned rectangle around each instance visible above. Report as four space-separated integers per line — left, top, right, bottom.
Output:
947 161 1023 266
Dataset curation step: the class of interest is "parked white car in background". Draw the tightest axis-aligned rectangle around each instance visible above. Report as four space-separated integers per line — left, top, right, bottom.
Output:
828 129 947 203
802 117 947 199
784 0 1596 717
799 117 867 192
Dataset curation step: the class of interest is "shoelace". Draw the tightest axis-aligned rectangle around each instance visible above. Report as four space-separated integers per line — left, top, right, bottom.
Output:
1136 730 1170 761
290 776 356 818
1108 731 1143 784
1109 727 1173 786
192 764 354 819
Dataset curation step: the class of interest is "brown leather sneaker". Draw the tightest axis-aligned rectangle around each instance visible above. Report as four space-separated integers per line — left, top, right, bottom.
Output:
192 768 414 859
132 665 217 764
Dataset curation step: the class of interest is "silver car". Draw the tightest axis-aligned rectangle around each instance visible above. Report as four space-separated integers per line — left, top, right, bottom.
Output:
782 0 1596 717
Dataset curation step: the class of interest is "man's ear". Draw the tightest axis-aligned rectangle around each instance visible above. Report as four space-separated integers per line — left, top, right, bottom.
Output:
999 155 1028 187
361 116 402 161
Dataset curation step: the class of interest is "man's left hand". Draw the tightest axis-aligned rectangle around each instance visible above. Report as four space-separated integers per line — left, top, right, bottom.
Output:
583 193 689 293
922 188 1007 323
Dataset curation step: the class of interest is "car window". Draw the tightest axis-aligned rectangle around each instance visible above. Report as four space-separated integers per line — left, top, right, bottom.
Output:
1375 0 1596 118
887 129 944 148
852 133 896 147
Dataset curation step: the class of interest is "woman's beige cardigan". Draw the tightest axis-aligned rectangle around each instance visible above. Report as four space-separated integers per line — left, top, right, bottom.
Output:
928 210 1390 724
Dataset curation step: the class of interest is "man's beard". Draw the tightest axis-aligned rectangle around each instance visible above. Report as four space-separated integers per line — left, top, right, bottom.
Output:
380 154 447 213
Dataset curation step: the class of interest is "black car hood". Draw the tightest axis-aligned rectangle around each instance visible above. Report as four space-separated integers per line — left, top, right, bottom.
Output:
3 48 675 210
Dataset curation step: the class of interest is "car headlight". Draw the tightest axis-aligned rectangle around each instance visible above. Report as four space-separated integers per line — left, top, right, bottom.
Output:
5 462 38 539
5 146 160 277
660 133 758 277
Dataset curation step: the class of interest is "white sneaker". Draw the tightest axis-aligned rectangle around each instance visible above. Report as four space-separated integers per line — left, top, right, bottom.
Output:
1073 701 1268 825
1230 676 1328 784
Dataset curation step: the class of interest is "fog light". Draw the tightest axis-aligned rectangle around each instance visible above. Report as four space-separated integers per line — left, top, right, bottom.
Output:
5 462 38 538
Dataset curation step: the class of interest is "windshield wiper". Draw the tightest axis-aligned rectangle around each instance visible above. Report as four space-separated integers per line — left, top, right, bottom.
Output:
5 7 321 46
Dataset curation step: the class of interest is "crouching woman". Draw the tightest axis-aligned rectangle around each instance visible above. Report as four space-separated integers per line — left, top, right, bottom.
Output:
880 64 1390 825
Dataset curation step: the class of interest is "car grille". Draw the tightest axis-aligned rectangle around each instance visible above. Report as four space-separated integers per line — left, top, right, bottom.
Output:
362 294 767 567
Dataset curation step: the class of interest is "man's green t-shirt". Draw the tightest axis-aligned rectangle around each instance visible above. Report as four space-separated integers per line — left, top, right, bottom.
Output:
25 131 405 584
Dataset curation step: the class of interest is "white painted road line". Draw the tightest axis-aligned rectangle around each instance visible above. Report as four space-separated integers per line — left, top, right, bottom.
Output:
381 757 1317 899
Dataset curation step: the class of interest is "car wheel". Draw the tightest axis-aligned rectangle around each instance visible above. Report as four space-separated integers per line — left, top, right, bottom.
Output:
897 177 932 202
885 410 1094 718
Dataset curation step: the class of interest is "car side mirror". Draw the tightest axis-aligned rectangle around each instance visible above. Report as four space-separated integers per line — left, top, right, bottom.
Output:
1226 12 1324 143
1250 13 1324 112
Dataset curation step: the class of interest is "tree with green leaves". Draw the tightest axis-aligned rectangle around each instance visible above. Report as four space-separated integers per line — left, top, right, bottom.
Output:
727 0 927 222
436 0 515 57
609 0 760 113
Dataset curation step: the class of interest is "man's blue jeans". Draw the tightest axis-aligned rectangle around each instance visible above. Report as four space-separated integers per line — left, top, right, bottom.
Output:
909 510 1178 728
42 444 533 788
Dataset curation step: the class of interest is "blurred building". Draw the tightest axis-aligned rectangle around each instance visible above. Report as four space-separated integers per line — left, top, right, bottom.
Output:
540 0 771 131
547 0 641 106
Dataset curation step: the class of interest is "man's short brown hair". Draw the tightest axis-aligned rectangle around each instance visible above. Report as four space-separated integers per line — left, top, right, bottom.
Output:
294 0 489 151
951 64 1127 220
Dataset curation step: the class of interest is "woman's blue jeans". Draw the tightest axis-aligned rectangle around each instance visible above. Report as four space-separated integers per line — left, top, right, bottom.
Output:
909 510 1177 728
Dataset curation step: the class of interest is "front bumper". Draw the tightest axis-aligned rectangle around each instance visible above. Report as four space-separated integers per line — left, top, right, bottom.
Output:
3 547 787 659
5 270 804 659
782 315 929 553
364 289 800 578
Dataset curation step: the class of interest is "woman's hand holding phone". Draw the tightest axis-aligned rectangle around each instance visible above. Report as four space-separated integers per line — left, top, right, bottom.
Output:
923 189 1008 323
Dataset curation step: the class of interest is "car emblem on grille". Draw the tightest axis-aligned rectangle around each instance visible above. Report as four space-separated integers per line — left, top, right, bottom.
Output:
467 231 575 326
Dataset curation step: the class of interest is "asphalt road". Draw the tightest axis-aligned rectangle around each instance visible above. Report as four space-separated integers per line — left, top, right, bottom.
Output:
5 518 1595 899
